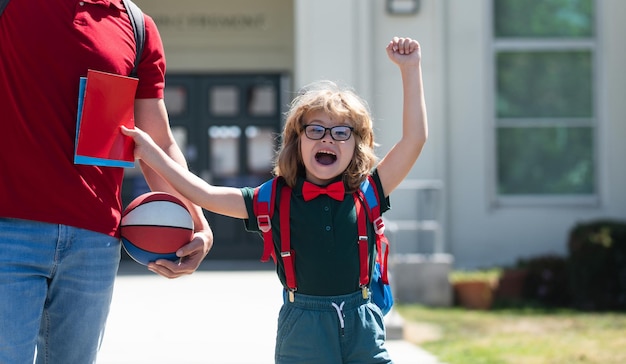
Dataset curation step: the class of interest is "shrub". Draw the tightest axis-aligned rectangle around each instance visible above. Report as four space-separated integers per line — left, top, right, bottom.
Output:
567 219 626 311
517 254 570 307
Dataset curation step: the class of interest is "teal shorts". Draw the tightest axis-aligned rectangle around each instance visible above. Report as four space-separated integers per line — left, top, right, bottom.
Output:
275 290 392 364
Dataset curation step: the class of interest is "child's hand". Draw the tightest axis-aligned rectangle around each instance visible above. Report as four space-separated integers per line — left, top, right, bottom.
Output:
120 125 157 161
386 37 421 67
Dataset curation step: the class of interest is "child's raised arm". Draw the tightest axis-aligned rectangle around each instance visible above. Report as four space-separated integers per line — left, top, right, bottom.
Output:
377 36 428 197
121 126 249 219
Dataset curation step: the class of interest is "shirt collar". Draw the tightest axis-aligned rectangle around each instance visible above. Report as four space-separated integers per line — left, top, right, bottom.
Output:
80 0 125 11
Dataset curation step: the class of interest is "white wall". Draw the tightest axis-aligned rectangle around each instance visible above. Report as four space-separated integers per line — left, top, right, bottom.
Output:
136 0 294 72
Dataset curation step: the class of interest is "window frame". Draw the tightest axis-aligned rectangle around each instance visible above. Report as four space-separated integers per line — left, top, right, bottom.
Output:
488 0 601 207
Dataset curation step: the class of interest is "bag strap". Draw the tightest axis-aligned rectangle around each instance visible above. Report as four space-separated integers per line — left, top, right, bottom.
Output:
121 0 145 78
357 175 390 285
0 0 9 16
253 178 279 263
253 178 298 301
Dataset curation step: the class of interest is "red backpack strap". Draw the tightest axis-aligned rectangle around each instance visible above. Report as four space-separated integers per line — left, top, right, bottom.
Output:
376 230 390 285
357 175 390 285
253 178 278 263
253 179 297 302
278 186 297 302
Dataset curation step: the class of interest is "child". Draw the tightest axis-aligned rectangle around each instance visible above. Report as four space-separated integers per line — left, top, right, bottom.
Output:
122 36 427 364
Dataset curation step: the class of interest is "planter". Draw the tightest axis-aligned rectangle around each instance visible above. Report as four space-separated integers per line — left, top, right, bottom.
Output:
453 280 494 310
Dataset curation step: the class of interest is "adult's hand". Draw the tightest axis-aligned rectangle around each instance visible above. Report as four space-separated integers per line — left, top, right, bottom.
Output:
147 229 213 278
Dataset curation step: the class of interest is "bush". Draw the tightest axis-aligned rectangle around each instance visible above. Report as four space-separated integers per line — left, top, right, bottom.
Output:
567 219 626 311
517 255 570 307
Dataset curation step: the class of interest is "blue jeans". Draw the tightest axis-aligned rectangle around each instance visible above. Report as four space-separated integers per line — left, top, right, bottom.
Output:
276 290 392 364
0 218 121 364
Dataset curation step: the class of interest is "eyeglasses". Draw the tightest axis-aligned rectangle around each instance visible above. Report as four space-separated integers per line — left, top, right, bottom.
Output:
303 124 354 141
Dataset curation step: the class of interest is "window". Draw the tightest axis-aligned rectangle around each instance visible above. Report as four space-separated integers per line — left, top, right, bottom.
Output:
163 86 188 117
248 84 277 116
208 125 241 177
210 86 239 116
246 126 276 174
493 0 596 198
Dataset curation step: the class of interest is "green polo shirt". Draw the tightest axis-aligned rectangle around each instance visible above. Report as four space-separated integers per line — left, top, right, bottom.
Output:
241 169 390 296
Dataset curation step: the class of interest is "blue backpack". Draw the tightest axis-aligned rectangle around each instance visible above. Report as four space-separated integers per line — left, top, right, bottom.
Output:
253 175 394 315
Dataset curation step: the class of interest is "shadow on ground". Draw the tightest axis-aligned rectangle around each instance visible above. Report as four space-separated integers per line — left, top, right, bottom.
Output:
117 257 275 275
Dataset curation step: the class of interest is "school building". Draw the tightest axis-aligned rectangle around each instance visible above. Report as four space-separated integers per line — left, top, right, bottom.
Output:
127 0 626 270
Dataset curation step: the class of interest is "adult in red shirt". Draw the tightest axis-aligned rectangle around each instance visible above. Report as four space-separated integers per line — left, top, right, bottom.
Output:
0 1 213 363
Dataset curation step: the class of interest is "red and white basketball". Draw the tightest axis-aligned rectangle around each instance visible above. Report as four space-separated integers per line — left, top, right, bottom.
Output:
121 192 194 266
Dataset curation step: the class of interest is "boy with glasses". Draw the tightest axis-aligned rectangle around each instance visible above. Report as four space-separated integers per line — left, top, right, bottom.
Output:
122 36 427 363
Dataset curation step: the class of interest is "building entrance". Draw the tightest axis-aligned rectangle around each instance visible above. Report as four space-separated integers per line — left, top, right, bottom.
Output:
122 73 287 260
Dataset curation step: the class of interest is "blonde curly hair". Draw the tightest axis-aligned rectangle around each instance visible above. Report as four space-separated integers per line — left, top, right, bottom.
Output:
273 80 378 192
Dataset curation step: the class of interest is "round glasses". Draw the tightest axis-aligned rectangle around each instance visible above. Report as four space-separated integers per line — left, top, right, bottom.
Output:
303 124 354 141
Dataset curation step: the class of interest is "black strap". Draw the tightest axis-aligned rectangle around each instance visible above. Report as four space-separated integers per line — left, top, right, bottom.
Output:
122 0 145 78
0 0 10 16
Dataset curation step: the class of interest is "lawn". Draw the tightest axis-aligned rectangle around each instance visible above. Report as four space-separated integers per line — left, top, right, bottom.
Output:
396 305 626 364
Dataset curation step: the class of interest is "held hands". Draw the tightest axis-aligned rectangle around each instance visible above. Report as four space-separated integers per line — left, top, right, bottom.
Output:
386 37 421 67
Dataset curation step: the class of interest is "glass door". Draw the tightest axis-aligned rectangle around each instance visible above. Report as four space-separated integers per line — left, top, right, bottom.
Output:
123 73 287 260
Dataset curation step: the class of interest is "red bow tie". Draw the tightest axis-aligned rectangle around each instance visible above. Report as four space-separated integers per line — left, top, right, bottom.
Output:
302 181 345 201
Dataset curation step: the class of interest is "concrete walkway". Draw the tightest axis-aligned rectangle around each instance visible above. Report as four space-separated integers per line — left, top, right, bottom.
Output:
98 260 441 364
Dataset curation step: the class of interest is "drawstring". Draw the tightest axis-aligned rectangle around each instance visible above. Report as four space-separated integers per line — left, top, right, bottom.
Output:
331 301 345 336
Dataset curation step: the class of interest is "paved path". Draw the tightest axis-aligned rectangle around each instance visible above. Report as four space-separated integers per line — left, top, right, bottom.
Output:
98 261 441 364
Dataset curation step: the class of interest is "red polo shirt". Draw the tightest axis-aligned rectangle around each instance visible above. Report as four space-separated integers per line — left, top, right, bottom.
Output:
0 0 166 236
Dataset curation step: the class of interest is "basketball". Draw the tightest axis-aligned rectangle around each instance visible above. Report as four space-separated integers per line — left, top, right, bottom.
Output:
121 192 194 266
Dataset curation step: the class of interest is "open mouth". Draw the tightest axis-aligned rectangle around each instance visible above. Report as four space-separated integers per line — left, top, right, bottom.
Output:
315 151 337 166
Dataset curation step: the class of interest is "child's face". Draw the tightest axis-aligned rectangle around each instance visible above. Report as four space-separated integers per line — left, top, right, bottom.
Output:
300 110 356 185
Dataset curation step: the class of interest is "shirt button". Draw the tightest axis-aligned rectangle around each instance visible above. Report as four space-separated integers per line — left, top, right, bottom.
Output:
324 206 329 212
325 226 331 231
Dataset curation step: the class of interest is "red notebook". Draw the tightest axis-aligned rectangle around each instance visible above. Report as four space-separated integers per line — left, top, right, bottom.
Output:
74 69 138 168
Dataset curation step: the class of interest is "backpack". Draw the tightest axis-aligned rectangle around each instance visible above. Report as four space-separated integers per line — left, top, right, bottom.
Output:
0 0 145 78
253 175 394 315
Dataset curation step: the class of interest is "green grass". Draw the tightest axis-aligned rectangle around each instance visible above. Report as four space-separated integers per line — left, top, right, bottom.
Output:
396 305 626 364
